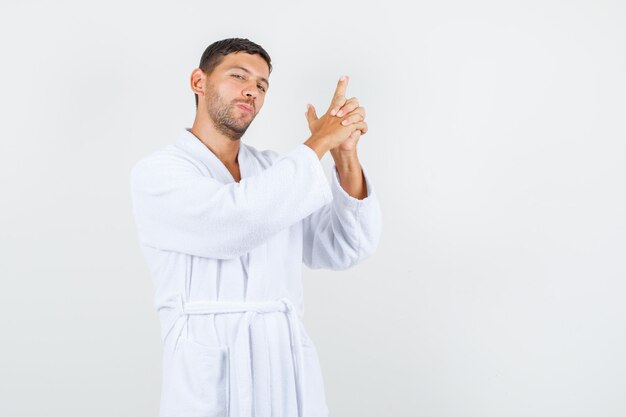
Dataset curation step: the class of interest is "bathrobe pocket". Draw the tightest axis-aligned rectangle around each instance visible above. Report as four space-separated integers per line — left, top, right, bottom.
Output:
161 337 229 417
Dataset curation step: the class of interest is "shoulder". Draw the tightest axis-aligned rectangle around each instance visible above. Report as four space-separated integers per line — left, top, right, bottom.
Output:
130 144 202 188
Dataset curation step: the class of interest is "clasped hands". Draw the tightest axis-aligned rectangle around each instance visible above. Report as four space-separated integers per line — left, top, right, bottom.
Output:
304 76 367 158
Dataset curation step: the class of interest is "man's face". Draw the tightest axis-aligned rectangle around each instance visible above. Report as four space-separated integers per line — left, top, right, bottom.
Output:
202 52 270 141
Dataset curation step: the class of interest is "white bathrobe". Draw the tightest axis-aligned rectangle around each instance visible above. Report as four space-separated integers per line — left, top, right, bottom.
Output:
130 128 381 417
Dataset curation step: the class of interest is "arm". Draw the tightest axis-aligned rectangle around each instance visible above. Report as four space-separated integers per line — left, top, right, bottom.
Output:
301 75 381 269
302 162 381 270
130 143 332 259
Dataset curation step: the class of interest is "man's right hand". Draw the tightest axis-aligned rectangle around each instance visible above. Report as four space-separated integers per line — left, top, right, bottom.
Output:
304 76 367 159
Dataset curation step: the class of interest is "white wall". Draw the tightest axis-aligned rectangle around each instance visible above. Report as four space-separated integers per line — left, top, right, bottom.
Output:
1 1 625 416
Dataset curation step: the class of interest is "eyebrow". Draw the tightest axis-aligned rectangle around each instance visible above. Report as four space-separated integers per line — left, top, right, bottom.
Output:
228 65 270 88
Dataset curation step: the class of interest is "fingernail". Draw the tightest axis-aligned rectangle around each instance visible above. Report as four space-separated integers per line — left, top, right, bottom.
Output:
337 110 343 117
330 109 336 116
341 120 348 125
340 76 347 81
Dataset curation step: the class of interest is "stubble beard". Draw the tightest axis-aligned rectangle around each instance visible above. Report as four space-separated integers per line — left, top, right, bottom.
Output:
205 83 255 141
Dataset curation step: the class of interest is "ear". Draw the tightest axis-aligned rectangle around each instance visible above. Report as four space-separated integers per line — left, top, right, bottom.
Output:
190 68 205 97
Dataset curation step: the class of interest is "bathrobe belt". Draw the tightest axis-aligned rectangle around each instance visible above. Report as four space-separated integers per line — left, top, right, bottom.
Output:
173 295 305 417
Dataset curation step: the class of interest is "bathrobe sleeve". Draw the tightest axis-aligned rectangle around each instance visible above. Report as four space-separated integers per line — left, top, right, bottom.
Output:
301 164 382 270
130 143 332 259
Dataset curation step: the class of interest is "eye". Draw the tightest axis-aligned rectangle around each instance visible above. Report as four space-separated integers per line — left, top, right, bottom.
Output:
232 74 245 80
258 84 266 92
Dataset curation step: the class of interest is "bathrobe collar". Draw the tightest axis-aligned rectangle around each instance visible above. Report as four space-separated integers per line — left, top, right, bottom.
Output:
176 127 248 183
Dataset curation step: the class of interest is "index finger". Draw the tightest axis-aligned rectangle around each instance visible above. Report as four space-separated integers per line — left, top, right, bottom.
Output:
333 75 349 100
329 75 349 115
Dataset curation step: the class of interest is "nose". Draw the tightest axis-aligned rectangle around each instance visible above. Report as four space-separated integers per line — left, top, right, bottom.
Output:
242 82 259 100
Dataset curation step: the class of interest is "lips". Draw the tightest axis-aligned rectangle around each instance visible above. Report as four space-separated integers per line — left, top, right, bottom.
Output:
236 103 253 113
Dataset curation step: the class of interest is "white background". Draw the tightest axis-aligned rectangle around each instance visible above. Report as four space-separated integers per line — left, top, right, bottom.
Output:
1 1 625 416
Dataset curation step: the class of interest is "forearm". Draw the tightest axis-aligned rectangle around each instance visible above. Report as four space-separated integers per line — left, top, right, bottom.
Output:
333 152 368 200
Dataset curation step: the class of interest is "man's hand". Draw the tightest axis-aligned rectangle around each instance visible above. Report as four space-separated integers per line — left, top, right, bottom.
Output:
304 76 367 159
304 76 369 199
305 76 367 154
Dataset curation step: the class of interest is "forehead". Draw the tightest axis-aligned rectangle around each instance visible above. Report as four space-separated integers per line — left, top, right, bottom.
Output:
216 52 270 80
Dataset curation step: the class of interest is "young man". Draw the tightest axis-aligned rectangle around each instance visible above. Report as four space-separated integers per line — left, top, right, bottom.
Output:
130 38 381 417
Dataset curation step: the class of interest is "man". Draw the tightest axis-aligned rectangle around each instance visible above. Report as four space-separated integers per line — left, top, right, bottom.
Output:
130 38 381 417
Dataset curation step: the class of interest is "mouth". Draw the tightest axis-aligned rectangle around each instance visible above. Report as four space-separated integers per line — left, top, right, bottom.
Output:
236 103 254 113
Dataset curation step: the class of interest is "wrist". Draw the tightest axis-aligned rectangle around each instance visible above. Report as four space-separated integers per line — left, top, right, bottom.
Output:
331 150 360 171
304 135 331 159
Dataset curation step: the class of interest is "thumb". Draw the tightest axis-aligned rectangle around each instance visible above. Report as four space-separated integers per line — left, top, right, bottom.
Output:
305 104 318 124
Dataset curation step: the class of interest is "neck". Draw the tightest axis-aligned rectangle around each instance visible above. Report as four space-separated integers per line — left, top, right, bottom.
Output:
190 110 241 166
